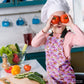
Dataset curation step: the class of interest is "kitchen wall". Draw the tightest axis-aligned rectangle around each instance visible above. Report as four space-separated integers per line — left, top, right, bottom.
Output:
73 0 84 31
0 5 46 52
0 0 80 53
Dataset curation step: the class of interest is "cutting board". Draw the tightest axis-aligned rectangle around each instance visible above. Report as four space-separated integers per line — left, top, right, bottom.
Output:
5 75 39 84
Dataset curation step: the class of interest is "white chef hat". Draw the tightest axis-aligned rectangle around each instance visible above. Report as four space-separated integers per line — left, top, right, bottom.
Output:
41 0 70 23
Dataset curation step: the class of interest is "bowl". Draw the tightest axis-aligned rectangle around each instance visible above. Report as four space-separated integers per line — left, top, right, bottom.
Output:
7 52 26 65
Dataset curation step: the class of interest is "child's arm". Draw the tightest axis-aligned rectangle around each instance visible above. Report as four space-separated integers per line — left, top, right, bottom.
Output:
31 30 49 47
66 14 84 46
31 15 53 47
70 24 84 46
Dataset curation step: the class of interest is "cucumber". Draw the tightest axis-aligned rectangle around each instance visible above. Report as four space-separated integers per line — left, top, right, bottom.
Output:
15 43 21 52
22 44 27 54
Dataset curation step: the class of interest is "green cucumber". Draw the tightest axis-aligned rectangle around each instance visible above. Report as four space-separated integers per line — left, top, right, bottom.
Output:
22 44 27 54
15 43 21 52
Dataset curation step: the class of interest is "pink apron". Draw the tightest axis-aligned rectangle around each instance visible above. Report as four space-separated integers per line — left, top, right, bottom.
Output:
45 36 76 84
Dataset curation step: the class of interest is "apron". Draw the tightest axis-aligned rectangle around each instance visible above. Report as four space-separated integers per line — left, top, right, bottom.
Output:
45 36 76 84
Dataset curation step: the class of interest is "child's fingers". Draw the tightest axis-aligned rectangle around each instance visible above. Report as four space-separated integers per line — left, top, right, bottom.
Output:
66 13 73 22
47 15 54 23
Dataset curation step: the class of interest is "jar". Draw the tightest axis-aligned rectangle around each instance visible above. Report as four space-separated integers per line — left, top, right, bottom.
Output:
2 54 9 69
23 25 35 46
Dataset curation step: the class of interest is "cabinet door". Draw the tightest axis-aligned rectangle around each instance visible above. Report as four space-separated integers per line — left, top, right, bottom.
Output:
0 0 14 8
16 0 46 6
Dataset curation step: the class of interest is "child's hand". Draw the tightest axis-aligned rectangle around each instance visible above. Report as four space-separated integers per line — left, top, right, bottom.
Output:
62 14 74 27
43 15 53 33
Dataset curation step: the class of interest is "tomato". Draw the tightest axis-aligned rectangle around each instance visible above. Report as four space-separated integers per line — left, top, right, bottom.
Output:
51 16 60 24
61 14 69 23
5 66 12 73
24 64 31 71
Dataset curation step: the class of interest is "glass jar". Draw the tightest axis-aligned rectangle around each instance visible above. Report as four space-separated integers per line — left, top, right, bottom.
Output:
2 54 9 69
23 25 36 46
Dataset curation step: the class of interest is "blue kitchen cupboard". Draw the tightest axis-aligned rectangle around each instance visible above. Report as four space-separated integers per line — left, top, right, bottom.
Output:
0 0 46 8
0 0 14 8
15 0 46 7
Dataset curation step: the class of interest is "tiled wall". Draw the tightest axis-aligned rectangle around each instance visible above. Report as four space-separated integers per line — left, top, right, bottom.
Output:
0 5 46 53
0 12 46 48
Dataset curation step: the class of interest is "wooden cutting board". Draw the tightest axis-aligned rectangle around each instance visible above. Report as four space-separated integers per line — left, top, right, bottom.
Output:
5 75 40 84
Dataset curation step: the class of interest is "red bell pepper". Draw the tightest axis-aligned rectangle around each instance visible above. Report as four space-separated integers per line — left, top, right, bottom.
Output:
5 66 12 73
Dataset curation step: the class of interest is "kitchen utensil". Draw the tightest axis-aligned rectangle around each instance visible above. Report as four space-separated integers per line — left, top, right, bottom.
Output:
16 17 24 26
2 20 10 27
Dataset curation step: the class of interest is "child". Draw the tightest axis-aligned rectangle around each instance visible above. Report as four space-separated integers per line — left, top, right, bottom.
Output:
31 0 84 84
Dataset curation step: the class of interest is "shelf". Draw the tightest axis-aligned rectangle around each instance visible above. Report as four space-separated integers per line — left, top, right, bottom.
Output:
0 0 46 8
16 0 46 6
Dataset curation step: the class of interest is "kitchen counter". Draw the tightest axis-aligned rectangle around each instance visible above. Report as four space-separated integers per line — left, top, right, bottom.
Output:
26 45 84 53
0 59 47 84
0 59 47 79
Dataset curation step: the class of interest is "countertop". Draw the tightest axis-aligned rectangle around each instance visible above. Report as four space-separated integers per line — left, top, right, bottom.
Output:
26 45 84 53
0 59 47 79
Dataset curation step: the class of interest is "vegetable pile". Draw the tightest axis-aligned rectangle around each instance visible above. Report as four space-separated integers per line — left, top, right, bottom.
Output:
15 72 46 84
0 43 26 65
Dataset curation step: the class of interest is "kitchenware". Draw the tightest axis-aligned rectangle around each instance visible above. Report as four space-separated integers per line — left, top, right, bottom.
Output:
23 25 36 46
2 20 10 27
32 15 40 24
16 17 24 26
2 54 9 69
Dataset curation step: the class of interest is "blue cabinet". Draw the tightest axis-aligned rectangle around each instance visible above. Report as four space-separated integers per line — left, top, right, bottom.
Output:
16 0 46 6
0 0 14 8
0 0 46 8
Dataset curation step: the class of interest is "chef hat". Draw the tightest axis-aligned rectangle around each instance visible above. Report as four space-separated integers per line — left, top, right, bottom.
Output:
41 0 70 23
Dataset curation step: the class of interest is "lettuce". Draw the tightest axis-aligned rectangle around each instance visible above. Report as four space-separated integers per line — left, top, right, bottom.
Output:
0 45 18 65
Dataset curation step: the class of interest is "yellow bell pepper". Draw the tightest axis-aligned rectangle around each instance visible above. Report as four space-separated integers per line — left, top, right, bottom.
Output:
11 65 21 75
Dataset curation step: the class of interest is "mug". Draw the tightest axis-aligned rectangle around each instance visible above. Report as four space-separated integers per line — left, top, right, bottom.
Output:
2 20 10 27
32 15 40 24
16 18 24 26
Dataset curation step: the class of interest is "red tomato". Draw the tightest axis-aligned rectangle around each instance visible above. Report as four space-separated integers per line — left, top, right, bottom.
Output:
51 16 60 24
5 66 12 73
24 64 31 71
61 14 69 23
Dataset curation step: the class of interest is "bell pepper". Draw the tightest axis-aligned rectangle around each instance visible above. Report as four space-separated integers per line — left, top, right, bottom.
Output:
11 65 21 75
5 66 12 73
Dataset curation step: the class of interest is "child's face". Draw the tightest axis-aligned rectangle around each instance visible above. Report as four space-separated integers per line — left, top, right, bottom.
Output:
51 11 66 33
